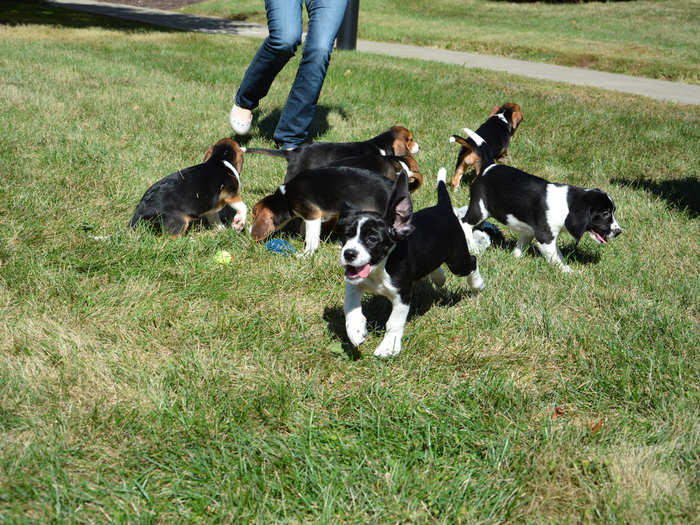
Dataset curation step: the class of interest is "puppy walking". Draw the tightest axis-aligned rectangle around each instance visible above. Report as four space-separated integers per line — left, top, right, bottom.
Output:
338 169 484 358
450 103 523 190
454 128 621 272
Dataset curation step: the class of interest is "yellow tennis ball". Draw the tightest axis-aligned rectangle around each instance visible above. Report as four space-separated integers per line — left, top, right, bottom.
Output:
214 250 232 265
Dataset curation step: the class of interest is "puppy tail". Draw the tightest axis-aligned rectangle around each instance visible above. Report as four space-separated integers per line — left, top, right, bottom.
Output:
242 147 291 159
436 168 452 210
460 127 496 175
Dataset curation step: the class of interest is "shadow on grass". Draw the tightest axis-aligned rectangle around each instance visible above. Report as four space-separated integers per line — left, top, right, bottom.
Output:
240 105 349 146
3 1 177 32
612 177 699 218
323 280 470 360
477 223 602 266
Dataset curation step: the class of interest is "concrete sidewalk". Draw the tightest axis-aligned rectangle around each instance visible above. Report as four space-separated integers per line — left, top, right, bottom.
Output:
48 0 700 105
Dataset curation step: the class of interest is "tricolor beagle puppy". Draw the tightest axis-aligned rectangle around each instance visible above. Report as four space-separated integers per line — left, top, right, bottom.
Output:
250 166 415 255
244 126 420 183
451 102 523 190
338 168 484 358
129 138 247 237
326 152 423 192
454 128 621 273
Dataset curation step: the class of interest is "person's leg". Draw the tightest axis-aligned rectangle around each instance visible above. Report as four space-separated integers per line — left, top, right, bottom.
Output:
273 0 348 148
231 0 303 133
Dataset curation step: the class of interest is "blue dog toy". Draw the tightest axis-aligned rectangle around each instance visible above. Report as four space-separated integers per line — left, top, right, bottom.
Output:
265 239 297 256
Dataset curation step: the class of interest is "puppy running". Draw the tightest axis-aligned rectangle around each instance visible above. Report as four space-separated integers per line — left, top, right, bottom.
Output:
129 138 247 237
450 102 523 190
454 128 621 272
244 126 420 183
338 168 485 358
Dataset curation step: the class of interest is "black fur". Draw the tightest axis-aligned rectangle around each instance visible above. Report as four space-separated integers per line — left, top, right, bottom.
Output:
245 126 418 183
129 139 243 236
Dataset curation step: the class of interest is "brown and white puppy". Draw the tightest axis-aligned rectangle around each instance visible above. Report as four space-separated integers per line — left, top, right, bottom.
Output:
450 103 523 190
244 126 420 183
250 167 405 255
129 138 247 237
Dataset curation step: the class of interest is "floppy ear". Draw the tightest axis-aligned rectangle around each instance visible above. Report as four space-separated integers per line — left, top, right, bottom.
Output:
489 105 501 117
511 109 523 133
384 172 414 240
565 199 591 243
235 147 244 174
202 145 215 162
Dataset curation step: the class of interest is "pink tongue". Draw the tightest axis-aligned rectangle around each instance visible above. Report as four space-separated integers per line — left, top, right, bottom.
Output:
590 231 608 244
346 264 371 278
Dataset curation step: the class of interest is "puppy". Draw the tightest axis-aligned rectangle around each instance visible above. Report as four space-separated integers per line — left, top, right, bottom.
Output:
129 138 247 237
450 102 523 190
338 168 485 358
327 152 423 192
454 128 621 273
250 166 399 255
244 126 420 183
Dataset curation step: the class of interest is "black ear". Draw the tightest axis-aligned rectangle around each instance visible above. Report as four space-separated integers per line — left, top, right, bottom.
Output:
565 199 591 243
384 172 414 240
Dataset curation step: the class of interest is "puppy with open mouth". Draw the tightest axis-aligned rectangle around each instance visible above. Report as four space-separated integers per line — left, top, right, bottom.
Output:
338 169 484 359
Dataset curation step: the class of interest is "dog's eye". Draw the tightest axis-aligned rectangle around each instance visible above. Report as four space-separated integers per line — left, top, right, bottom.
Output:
366 233 379 245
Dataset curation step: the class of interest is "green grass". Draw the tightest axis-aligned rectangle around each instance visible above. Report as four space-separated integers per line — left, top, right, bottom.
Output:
1 3 699 522
182 0 700 84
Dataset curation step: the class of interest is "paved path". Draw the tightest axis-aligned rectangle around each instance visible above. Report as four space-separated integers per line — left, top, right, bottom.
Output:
48 0 700 105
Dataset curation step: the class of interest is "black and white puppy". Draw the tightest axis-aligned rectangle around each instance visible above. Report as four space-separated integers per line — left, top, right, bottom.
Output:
244 126 420 183
338 169 485 358
454 128 622 272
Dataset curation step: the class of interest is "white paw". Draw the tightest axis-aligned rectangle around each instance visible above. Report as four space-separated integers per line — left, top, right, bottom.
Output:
560 265 572 273
467 268 485 292
472 230 491 252
513 247 523 258
346 318 368 347
373 335 402 358
232 213 246 231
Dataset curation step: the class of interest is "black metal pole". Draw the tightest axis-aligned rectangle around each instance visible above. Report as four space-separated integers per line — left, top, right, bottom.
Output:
336 0 359 50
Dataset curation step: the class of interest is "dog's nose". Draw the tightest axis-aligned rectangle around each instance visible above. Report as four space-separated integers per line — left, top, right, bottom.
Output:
343 248 358 262
611 228 622 238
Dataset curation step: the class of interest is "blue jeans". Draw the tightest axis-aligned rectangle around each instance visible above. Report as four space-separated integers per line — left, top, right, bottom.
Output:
235 0 349 149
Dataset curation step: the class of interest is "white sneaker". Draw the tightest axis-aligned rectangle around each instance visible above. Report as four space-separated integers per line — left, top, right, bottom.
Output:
229 104 252 135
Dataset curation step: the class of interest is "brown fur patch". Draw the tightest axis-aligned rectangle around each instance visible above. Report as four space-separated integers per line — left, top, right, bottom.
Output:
250 203 277 241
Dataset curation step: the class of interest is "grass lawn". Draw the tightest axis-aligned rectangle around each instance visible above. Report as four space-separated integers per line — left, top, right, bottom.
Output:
1 2 699 522
181 0 700 84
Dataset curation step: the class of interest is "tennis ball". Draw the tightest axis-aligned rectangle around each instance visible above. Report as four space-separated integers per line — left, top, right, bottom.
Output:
214 250 233 265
